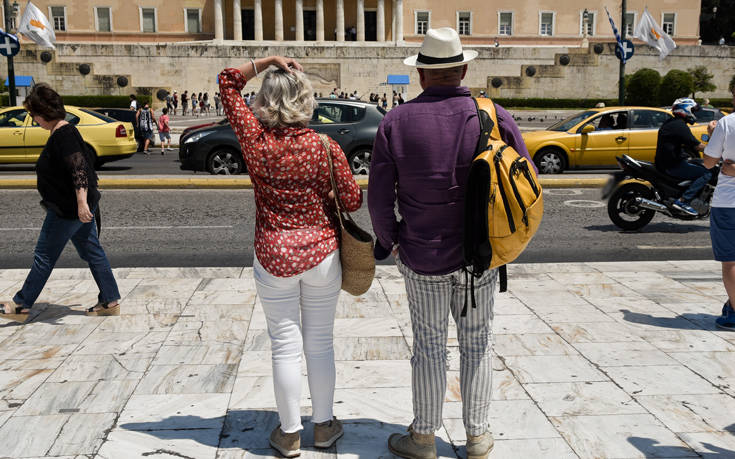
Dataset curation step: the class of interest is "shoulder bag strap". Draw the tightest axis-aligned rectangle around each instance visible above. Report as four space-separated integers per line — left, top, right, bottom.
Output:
317 134 346 228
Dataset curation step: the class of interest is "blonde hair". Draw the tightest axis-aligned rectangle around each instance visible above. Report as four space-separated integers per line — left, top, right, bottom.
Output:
253 68 316 128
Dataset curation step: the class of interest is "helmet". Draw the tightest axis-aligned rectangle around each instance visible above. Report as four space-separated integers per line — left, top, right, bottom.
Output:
671 98 700 124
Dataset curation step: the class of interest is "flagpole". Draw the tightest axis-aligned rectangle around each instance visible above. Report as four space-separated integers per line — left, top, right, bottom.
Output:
618 0 626 105
4 0 16 106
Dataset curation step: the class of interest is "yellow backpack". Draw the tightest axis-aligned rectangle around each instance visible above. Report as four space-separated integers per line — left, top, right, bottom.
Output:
462 97 544 314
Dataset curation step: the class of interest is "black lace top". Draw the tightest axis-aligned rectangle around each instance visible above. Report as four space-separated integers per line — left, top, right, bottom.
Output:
36 124 100 219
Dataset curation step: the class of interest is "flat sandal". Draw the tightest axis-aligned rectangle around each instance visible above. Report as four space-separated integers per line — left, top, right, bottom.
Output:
0 302 30 322
86 302 120 316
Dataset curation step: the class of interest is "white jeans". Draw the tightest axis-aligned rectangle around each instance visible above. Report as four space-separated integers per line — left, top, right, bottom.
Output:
253 251 341 433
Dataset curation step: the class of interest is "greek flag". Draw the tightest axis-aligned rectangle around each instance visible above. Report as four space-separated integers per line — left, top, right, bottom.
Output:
605 7 624 57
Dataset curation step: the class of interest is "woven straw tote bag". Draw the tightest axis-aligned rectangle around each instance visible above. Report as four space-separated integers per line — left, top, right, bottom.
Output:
319 134 375 296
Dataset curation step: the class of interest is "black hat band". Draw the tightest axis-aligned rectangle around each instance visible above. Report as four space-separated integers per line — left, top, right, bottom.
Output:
416 52 464 65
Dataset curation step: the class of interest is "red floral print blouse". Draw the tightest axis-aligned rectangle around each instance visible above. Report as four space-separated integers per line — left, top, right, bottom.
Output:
219 68 362 277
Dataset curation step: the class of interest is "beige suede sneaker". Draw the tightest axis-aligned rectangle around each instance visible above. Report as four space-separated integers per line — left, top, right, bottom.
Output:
269 425 300 458
313 417 343 448
387 426 437 459
466 431 494 459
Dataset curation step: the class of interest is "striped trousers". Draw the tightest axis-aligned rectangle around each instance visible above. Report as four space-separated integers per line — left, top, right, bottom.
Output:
396 257 496 436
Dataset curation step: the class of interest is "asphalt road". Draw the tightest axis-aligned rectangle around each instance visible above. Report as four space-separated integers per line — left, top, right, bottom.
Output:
0 188 712 269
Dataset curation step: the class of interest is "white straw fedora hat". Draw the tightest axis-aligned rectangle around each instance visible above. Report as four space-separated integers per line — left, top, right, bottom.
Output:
404 27 478 69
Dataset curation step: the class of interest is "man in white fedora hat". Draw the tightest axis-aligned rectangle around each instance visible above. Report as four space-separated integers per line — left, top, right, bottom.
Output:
368 27 533 459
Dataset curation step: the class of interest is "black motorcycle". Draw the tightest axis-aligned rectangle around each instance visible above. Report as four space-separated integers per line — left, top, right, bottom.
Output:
602 154 719 230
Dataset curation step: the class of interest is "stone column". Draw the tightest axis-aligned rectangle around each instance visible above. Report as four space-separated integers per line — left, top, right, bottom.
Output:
254 0 263 40
214 0 224 40
395 0 403 42
356 0 365 41
316 0 324 41
336 0 345 41
275 0 284 41
233 0 242 40
377 0 385 42
295 0 304 41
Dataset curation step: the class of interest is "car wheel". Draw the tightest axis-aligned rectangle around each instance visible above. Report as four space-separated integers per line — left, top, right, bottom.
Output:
607 182 656 231
86 144 102 170
207 149 244 175
348 148 371 175
534 148 567 174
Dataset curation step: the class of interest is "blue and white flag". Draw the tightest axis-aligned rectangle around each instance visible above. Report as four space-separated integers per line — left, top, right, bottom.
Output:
605 6 623 56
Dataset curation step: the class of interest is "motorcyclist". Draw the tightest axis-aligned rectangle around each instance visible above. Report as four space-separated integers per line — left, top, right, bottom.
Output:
654 98 712 216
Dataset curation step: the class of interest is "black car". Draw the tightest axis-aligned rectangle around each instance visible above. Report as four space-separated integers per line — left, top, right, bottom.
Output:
92 108 145 152
179 99 385 175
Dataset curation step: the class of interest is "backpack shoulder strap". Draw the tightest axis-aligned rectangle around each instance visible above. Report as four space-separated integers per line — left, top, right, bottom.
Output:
473 97 502 149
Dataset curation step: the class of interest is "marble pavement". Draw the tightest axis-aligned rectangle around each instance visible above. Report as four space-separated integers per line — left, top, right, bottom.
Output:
0 260 734 459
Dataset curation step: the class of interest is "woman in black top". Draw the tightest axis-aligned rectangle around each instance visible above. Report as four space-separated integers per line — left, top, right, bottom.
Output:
0 83 121 322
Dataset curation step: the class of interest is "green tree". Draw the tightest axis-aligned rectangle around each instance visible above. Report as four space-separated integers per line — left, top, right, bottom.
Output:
658 70 694 106
688 66 716 99
625 68 661 106
730 74 735 93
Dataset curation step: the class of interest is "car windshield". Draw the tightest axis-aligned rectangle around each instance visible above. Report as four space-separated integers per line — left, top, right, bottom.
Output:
547 110 597 132
81 108 116 123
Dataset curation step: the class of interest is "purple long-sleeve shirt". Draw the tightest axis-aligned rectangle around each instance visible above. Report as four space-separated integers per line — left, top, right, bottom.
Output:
368 86 534 275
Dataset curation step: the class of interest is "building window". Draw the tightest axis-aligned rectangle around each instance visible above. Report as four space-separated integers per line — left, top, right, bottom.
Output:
141 7 156 33
49 6 66 31
415 11 429 35
95 7 111 32
185 8 201 33
662 13 675 35
580 10 595 36
458 11 471 36
498 12 512 36
624 12 635 36
539 11 554 36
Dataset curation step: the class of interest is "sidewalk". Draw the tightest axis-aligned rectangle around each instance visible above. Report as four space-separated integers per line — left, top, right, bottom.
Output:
0 260 733 458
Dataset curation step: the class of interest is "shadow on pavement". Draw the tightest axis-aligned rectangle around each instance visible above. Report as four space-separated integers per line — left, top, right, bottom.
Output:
628 436 735 458
119 411 458 456
585 223 710 234
620 309 722 331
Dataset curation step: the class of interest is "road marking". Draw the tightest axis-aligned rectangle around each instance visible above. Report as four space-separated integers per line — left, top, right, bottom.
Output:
563 200 605 208
0 225 234 231
545 189 583 196
637 245 710 250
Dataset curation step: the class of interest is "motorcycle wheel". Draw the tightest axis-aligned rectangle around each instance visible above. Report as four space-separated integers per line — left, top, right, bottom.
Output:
607 182 656 231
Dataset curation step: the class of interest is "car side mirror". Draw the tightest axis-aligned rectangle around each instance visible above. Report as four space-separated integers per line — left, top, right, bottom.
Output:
581 124 595 134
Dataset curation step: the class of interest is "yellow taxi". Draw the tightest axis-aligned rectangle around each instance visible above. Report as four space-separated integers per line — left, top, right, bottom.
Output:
0 105 136 167
523 107 711 174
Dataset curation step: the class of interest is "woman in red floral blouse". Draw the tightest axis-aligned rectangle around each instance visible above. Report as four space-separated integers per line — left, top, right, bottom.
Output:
219 56 362 457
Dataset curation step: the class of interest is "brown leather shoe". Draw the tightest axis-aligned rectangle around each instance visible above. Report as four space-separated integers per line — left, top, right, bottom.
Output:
313 417 343 448
466 431 494 459
269 425 300 457
387 426 436 459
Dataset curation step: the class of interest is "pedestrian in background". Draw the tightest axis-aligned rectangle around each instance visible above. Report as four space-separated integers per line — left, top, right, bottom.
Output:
181 90 188 116
172 91 178 116
703 86 735 330
191 92 198 117
198 92 205 116
0 83 121 322
381 93 388 110
129 94 137 110
136 102 156 154
214 92 221 116
157 107 172 154
219 55 362 458
203 92 210 116
368 28 533 459
165 92 173 114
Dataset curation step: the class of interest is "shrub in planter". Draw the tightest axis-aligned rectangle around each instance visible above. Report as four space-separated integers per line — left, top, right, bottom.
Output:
658 70 694 106
625 68 661 106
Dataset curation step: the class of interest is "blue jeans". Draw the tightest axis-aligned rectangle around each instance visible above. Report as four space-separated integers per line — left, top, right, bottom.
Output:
13 209 120 308
665 160 712 202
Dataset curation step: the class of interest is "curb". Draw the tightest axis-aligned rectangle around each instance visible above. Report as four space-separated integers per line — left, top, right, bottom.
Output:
0 177 605 190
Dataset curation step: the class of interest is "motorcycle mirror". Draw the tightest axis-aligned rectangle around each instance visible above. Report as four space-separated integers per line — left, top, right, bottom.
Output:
581 124 595 134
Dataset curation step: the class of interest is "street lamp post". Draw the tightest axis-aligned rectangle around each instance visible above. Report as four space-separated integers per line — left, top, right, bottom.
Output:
3 0 19 106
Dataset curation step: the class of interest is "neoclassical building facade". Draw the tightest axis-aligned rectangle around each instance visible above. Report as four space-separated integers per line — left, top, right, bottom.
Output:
4 0 701 45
